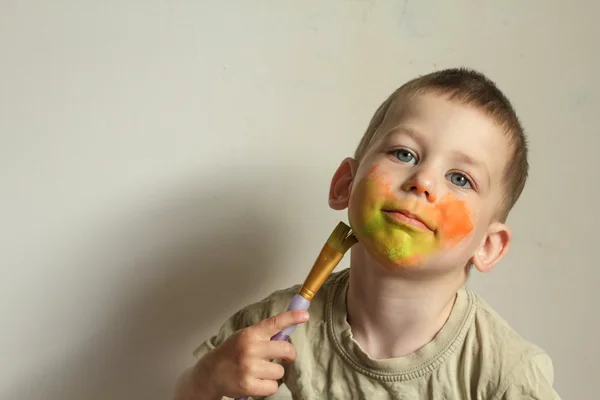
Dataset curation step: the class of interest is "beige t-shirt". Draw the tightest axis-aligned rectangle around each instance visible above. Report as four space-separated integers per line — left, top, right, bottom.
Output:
194 269 560 399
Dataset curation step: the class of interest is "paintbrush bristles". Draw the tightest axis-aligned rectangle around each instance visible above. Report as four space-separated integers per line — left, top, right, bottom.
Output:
326 221 358 254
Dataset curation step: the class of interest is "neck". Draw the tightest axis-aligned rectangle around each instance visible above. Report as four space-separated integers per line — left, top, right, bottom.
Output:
346 245 466 359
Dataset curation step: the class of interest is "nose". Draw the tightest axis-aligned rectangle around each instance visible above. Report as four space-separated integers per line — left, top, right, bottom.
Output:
401 171 437 202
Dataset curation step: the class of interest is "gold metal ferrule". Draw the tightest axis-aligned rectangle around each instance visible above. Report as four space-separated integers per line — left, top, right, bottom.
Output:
297 243 344 301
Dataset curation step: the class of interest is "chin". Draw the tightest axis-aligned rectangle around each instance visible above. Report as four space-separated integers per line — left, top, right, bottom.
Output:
391 255 428 268
379 255 429 271
357 239 430 271
360 240 464 274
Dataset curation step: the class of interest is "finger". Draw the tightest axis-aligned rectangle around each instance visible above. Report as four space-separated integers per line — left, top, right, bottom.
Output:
254 360 285 380
259 340 297 363
240 377 279 398
254 310 309 337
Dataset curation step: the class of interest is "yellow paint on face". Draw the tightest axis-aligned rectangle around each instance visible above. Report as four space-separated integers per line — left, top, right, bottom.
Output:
349 165 474 267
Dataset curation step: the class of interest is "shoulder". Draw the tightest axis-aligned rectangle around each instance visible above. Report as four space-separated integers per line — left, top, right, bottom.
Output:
461 288 560 399
495 352 560 399
468 289 543 356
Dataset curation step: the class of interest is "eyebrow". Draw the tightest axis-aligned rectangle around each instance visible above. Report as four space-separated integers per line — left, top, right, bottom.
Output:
452 151 491 186
384 126 425 146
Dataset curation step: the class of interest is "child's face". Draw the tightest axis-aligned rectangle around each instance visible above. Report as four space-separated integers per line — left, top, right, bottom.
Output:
331 93 512 273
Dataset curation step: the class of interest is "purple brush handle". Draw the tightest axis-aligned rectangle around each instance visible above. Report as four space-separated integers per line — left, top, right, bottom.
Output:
234 294 310 400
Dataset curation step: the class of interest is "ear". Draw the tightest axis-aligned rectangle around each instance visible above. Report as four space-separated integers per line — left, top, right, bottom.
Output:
470 222 511 273
328 157 358 210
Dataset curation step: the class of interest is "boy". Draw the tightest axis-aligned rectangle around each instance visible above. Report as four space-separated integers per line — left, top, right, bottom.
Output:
174 68 561 399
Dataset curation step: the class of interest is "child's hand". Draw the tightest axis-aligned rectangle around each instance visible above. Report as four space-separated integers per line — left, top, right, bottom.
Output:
196 309 310 399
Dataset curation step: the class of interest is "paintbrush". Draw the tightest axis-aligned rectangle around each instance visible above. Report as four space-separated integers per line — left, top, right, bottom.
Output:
235 221 357 400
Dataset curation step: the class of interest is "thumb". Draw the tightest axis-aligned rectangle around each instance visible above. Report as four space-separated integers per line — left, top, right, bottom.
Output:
255 310 309 337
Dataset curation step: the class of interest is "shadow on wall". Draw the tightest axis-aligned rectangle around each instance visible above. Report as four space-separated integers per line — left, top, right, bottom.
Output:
5 171 292 400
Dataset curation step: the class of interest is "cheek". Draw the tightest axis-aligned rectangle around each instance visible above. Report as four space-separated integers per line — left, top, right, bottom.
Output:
435 194 475 247
349 165 391 221
366 164 393 196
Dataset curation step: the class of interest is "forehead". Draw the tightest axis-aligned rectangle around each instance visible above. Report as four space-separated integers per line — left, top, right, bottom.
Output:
374 92 511 186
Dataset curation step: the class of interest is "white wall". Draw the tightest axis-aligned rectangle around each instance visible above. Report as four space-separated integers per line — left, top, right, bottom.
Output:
1 1 598 399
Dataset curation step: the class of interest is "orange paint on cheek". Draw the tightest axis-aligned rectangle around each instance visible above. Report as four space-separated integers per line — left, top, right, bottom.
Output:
434 194 474 247
366 164 392 196
351 163 474 267
365 164 474 248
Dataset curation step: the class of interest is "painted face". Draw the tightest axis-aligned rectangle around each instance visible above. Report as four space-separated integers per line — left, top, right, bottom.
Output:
346 93 509 270
349 164 474 267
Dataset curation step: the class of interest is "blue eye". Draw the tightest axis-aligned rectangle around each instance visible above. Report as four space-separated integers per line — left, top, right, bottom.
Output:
394 149 417 164
447 172 472 189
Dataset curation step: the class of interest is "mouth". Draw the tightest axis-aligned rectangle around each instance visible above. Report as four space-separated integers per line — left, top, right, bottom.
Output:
382 209 434 232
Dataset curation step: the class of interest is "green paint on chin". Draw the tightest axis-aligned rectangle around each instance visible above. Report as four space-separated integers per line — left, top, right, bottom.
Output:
385 242 413 259
357 212 420 261
351 175 437 265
